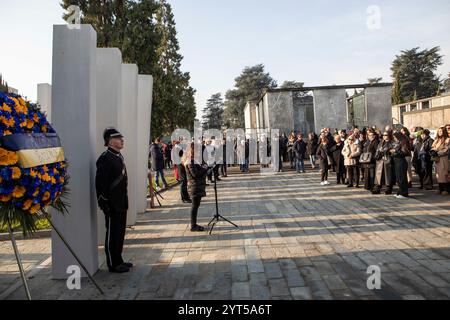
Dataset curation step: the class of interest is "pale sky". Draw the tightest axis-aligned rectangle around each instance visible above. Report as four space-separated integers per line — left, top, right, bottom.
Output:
1 0 449 121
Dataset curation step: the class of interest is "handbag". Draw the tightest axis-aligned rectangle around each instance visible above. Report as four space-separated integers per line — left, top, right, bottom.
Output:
359 152 373 164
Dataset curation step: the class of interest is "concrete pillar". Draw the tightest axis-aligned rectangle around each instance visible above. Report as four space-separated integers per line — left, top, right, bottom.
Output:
51 25 98 279
119 64 139 226
365 86 392 129
136 75 153 214
95 48 122 245
37 84 52 122
313 89 347 133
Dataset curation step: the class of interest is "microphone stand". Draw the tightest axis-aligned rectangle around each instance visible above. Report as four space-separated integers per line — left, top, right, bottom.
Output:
207 164 239 235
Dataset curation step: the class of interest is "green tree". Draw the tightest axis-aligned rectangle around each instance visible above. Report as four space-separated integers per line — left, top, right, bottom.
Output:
223 64 277 128
60 0 197 138
391 47 443 104
443 73 450 93
0 74 8 93
368 77 383 85
202 93 224 130
281 81 304 89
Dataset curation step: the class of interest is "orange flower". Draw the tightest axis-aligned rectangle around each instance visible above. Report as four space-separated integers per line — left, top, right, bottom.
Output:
51 177 56 184
33 113 39 123
41 125 48 133
0 194 12 202
42 173 51 182
26 119 34 129
30 204 41 215
0 148 7 157
7 152 19 165
4 130 12 136
1 103 12 112
12 186 26 198
29 169 38 178
11 167 21 179
42 191 51 202
32 188 40 197
23 199 33 211
18 97 26 106
43 165 49 172
59 176 65 184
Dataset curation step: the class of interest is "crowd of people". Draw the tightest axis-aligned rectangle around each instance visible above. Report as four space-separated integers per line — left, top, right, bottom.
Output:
147 124 449 232
281 124 450 198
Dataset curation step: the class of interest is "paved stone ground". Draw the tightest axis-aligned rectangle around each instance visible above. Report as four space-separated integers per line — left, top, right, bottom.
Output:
1 165 450 300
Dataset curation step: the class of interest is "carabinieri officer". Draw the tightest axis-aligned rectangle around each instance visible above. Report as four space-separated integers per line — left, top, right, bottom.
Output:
95 128 133 273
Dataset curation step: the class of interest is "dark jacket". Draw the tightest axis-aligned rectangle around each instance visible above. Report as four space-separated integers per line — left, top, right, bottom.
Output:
185 161 208 198
362 138 379 167
95 148 128 214
149 143 165 171
329 142 345 173
306 135 318 155
293 140 307 159
316 144 329 162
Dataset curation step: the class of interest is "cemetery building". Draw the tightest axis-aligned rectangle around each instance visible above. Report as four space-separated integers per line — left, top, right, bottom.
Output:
245 83 392 136
392 92 450 130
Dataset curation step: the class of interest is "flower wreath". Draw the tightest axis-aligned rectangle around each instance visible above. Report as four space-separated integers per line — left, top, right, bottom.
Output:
0 91 69 235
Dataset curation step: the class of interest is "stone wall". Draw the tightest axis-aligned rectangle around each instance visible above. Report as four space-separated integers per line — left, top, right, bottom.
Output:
313 89 347 133
404 106 450 130
267 91 294 136
365 86 392 129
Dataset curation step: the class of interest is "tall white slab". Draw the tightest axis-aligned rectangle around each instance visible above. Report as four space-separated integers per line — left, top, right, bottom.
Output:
95 48 122 245
37 83 52 122
136 75 153 214
51 25 98 279
120 64 139 226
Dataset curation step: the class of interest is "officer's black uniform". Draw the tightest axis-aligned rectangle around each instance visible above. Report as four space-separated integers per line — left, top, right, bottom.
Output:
95 129 129 273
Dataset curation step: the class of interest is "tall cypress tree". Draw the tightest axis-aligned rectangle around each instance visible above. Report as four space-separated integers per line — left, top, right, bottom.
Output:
60 0 197 138
202 93 224 130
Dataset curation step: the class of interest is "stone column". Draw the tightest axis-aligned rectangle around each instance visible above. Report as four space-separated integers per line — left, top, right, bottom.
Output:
95 48 122 245
37 84 52 122
51 25 98 279
313 89 347 133
136 75 153 214
120 64 139 226
365 86 392 129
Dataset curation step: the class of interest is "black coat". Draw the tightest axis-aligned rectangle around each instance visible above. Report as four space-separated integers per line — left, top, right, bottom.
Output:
95 148 128 214
306 136 318 155
362 138 379 167
149 143 165 171
293 140 307 159
329 142 345 173
316 144 330 170
185 161 208 198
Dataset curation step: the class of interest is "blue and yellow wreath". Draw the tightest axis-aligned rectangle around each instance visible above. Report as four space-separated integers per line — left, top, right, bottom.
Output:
0 92 69 235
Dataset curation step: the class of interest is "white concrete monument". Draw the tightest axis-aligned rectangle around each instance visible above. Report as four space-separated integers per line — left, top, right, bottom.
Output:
136 75 153 214
37 83 52 122
120 64 139 226
51 25 99 279
95 48 123 245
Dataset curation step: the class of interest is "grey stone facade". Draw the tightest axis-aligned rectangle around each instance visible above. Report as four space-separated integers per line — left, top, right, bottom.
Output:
251 84 392 135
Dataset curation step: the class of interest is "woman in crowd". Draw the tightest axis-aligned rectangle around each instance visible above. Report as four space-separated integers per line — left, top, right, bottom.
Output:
183 143 208 232
359 129 367 182
342 135 362 188
307 132 319 170
329 134 345 184
390 132 411 198
372 131 395 195
413 129 434 190
401 127 414 188
431 126 450 195
316 137 330 185
287 133 296 169
361 129 379 191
